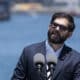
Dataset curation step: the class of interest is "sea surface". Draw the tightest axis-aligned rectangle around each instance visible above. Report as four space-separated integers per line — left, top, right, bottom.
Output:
0 13 80 80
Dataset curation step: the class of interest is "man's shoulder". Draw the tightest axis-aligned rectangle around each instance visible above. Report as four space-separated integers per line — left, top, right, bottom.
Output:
72 48 80 56
64 45 80 58
24 41 45 50
69 47 80 60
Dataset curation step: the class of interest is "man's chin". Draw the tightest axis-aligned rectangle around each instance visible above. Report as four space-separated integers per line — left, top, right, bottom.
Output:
49 39 64 44
51 41 62 44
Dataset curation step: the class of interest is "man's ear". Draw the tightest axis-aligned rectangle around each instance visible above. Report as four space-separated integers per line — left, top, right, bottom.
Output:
48 25 51 29
68 32 73 38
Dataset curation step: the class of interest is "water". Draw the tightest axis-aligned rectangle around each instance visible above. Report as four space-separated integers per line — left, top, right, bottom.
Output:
0 13 80 80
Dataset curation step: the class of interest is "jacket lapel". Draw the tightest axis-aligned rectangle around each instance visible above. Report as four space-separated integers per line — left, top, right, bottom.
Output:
35 41 46 55
52 45 72 80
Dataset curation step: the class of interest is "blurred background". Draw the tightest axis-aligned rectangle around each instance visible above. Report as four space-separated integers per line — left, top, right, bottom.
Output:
0 0 80 80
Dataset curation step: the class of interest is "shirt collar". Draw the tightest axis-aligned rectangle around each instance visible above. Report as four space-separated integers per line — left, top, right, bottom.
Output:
45 40 64 58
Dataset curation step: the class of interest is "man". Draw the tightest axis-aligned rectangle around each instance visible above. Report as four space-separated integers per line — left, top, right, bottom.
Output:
11 12 80 80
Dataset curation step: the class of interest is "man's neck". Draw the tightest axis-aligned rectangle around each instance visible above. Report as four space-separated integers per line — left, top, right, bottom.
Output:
48 41 64 51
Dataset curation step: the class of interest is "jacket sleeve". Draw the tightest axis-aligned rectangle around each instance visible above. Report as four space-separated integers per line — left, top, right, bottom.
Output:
11 48 28 80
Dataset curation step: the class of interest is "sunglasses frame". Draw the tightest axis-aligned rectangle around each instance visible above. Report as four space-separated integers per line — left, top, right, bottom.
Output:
50 22 69 31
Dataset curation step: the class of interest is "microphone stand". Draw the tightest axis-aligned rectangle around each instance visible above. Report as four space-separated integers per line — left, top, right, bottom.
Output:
48 64 55 80
36 64 47 80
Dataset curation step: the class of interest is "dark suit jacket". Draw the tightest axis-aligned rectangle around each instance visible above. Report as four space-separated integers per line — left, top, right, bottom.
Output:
11 41 80 80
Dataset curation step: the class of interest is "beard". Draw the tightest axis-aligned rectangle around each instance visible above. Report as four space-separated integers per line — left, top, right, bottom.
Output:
48 30 67 44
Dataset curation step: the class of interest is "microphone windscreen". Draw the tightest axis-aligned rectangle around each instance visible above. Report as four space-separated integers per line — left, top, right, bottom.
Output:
33 53 45 65
46 53 57 65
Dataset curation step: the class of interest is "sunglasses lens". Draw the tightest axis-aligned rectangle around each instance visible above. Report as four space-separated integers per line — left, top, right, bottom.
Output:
52 22 68 31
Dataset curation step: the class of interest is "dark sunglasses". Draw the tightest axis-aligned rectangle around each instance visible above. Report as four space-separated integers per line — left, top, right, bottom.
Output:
50 22 69 31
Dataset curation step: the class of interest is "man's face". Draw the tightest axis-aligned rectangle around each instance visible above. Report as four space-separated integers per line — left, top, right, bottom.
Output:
48 18 72 44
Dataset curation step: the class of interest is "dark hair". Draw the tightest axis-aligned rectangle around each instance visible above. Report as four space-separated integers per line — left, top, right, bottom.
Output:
50 12 75 32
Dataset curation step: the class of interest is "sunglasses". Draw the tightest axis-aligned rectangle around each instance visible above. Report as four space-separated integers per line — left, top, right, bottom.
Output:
50 22 69 31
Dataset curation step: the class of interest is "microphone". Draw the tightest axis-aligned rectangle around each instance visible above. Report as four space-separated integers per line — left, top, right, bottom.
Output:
46 53 57 69
33 53 47 80
46 53 58 80
33 53 45 72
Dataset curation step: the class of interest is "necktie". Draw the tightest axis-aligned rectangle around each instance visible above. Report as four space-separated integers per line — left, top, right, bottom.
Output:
46 65 51 80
